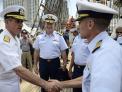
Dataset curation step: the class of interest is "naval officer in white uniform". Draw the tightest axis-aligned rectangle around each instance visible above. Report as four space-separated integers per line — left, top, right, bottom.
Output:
0 5 61 92
59 1 122 92
33 14 68 92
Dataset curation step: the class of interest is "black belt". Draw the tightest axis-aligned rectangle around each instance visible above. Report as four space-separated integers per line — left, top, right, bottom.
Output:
74 64 86 68
22 51 30 52
40 57 59 62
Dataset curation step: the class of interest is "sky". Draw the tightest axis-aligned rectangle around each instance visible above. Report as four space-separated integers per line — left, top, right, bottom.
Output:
0 0 77 17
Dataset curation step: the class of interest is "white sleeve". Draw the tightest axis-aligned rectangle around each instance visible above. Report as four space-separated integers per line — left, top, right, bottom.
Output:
90 49 121 92
33 37 40 50
0 42 21 72
59 36 68 51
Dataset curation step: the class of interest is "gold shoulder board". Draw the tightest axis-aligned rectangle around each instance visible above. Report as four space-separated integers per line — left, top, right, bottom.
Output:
92 40 102 53
3 35 10 43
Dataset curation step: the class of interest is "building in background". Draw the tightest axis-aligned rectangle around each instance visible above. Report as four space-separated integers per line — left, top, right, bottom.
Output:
3 0 40 27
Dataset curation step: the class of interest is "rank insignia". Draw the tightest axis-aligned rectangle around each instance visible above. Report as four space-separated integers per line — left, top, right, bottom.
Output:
92 40 102 53
3 35 10 43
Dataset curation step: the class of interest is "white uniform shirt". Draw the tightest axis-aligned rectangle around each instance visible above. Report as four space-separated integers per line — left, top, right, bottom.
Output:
83 31 122 92
0 29 22 92
117 36 122 45
72 35 89 65
33 31 68 59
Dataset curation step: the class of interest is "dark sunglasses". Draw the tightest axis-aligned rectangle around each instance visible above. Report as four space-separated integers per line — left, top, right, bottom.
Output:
9 18 24 24
116 32 122 33
14 19 23 23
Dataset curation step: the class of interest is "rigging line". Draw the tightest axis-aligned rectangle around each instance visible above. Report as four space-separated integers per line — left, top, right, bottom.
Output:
35 0 50 32
31 0 50 32
51 0 56 14
31 0 41 31
53 0 59 14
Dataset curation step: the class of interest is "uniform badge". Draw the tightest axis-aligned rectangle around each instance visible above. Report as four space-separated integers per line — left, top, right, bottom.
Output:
3 35 10 43
19 8 25 15
56 32 62 36
47 15 53 20
92 40 102 53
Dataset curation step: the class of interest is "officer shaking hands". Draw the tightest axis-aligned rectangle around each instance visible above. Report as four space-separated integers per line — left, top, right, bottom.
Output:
33 14 68 92
53 1 122 92
0 5 61 92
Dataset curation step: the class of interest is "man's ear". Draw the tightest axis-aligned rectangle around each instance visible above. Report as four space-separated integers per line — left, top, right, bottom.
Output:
87 19 95 30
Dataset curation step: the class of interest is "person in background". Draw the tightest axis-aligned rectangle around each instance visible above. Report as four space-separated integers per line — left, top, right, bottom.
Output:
115 27 122 45
68 28 89 92
63 27 70 63
33 14 68 92
20 29 33 71
0 5 61 92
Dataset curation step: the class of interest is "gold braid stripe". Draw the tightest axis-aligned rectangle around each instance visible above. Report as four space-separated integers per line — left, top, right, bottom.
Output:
7 15 25 20
78 14 89 18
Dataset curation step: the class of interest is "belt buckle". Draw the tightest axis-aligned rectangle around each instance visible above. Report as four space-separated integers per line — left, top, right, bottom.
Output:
47 59 51 62
78 65 81 68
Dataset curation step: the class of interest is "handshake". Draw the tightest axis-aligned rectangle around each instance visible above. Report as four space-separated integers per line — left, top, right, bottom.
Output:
42 76 82 92
43 79 63 92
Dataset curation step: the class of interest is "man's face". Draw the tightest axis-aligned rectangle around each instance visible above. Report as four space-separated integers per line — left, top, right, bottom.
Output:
5 18 23 36
44 22 54 32
78 18 94 39
116 29 122 37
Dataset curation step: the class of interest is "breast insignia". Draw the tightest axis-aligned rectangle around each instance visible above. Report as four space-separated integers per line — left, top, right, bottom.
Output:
92 40 102 53
3 35 10 43
56 32 62 36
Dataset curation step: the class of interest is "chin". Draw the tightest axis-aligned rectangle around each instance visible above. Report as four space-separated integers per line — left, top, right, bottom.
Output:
80 34 86 38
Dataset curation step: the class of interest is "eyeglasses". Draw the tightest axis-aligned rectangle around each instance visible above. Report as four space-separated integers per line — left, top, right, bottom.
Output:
14 19 23 24
9 18 23 24
116 32 122 33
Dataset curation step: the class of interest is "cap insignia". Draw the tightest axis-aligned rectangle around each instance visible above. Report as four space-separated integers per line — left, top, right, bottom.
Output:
19 8 25 15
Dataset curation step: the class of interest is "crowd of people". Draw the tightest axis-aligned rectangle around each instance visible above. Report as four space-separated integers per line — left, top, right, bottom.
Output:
0 0 122 92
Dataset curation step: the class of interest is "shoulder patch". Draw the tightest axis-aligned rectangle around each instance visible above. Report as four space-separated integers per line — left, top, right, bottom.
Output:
92 40 102 53
56 32 62 36
3 35 10 43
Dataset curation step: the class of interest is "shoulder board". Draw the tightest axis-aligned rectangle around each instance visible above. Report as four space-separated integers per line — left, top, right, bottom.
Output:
92 40 102 53
3 35 11 43
56 32 62 36
0 29 3 34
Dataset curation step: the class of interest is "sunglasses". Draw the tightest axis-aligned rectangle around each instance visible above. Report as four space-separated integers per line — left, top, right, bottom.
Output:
116 32 122 33
14 19 23 24
9 18 24 24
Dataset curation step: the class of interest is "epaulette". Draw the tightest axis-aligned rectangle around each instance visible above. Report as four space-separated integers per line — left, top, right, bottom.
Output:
3 35 11 43
56 32 62 36
92 40 102 53
0 29 3 34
